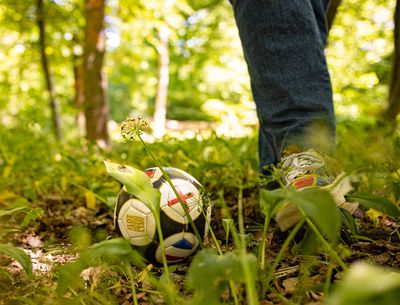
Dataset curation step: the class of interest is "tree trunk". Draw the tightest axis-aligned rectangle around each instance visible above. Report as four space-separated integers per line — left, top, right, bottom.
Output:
37 0 62 141
73 51 85 135
326 0 342 31
153 25 170 138
385 0 400 124
82 0 110 148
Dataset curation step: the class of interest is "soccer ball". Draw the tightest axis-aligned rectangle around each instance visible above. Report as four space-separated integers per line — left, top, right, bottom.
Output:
114 167 210 264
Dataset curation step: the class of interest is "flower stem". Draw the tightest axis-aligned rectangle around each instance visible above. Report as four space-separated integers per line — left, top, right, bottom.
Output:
138 135 204 249
217 190 242 305
126 264 139 305
260 214 271 271
237 185 259 305
201 204 222 254
155 212 170 277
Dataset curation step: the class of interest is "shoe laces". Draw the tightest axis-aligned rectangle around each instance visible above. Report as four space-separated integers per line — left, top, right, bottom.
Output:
280 150 325 186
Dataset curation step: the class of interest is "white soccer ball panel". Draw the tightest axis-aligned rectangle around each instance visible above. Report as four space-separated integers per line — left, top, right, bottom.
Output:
126 198 152 215
159 179 202 224
155 232 199 263
118 199 155 246
129 235 153 246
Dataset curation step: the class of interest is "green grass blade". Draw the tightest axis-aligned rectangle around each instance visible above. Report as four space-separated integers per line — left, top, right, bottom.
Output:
0 244 32 277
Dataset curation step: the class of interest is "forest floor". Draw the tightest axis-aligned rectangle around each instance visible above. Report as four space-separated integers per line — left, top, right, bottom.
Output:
2 187 399 305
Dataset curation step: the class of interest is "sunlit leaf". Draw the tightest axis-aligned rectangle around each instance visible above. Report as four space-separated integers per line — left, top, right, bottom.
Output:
104 160 160 214
60 176 68 192
2 166 12 178
84 190 96 210
0 191 19 203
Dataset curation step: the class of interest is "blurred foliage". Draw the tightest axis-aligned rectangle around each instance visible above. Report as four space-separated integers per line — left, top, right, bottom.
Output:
328 0 396 119
325 262 400 305
1 0 397 136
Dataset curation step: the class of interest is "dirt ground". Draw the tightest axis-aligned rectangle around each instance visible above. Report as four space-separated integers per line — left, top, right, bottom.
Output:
1 189 399 304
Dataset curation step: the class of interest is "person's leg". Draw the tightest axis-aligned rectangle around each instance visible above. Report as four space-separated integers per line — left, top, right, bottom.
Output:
230 0 335 174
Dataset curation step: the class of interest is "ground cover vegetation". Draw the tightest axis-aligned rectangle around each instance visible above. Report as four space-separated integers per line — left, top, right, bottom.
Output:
1 0 400 304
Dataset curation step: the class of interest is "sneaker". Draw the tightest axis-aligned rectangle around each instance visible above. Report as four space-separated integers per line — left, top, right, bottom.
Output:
275 148 357 231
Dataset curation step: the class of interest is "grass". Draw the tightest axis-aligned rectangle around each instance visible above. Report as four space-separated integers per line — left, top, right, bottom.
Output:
0 118 400 304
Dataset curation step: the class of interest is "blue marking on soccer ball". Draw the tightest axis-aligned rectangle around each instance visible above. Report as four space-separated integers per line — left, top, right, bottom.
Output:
172 238 193 250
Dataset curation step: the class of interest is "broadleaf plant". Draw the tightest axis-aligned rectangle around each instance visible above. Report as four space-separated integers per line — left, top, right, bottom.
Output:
103 160 161 215
288 188 341 243
57 238 145 299
188 249 257 305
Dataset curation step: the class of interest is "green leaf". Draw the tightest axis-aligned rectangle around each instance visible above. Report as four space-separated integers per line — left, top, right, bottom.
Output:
57 238 144 297
188 249 257 305
89 238 144 266
347 195 400 218
294 229 320 255
339 208 358 237
222 218 234 244
20 208 44 227
325 262 400 305
57 260 86 297
0 244 32 277
259 188 286 217
288 188 341 242
104 160 160 214
0 207 27 217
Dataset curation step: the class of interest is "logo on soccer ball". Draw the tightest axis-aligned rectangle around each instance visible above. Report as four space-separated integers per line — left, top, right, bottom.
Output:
117 198 156 246
125 215 145 232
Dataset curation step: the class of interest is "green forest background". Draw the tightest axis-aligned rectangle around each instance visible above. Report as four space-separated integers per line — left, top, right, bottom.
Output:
1 0 399 143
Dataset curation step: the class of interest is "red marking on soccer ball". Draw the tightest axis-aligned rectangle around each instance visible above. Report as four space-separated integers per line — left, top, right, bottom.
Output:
145 169 156 178
168 188 194 207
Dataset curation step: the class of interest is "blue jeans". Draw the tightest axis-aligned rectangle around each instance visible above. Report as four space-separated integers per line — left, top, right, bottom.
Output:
230 0 335 174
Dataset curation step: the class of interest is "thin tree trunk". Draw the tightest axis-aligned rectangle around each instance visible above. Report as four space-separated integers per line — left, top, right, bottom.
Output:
385 0 400 124
326 0 342 31
37 0 62 141
153 25 170 138
82 0 110 148
73 51 85 135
